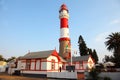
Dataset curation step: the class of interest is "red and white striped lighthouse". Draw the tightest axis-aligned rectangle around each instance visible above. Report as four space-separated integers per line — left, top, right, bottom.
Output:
59 4 71 60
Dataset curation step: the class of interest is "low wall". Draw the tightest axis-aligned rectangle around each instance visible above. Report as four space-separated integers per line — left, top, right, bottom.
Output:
47 72 77 79
99 72 120 80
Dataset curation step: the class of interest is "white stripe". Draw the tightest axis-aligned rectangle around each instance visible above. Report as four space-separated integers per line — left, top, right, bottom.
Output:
60 28 69 38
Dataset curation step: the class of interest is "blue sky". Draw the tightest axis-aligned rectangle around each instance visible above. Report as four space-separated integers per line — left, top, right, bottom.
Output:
0 0 120 62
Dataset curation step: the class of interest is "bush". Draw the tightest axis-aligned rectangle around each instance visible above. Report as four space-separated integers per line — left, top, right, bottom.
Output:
89 68 101 80
103 76 111 80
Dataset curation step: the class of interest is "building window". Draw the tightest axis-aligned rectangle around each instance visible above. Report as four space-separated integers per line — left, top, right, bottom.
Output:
79 61 83 69
51 59 55 70
26 59 31 70
35 59 40 70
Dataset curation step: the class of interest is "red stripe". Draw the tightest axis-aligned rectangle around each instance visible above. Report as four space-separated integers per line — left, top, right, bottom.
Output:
59 37 70 42
60 18 68 28
22 69 59 71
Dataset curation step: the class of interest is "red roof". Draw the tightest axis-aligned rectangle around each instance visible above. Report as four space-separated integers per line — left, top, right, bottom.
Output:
60 4 68 11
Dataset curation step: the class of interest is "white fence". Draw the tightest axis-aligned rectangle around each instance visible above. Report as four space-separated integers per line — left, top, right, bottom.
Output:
47 72 77 79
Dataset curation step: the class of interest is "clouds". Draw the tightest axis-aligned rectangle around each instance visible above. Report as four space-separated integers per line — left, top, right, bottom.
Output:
108 19 120 32
93 32 111 62
110 19 120 25
93 18 120 62
95 32 110 43
95 19 120 43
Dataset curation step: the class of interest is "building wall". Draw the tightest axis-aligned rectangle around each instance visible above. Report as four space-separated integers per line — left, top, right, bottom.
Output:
47 56 58 62
64 57 94 72
17 55 62 74
75 62 79 70
17 56 94 74
47 55 60 71
17 60 26 69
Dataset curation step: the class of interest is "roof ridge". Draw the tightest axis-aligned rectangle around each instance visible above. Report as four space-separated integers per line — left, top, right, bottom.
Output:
21 50 56 59
28 49 55 53
73 55 90 58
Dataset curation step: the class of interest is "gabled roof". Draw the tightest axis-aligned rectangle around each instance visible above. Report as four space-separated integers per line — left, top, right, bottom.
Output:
59 56 67 62
67 55 90 62
19 50 55 59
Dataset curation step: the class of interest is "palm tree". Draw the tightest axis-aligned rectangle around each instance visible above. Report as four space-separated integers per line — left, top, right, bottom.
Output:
105 32 120 67
105 32 120 54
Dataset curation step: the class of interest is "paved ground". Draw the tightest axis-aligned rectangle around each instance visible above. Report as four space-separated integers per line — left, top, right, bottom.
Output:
0 72 47 80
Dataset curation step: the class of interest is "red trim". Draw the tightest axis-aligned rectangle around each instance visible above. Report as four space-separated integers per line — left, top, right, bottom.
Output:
34 60 36 70
22 69 60 71
40 59 41 70
20 60 26 63
51 50 61 62
58 62 59 72
74 69 85 70
23 59 59 63
59 37 70 42
83 61 88 64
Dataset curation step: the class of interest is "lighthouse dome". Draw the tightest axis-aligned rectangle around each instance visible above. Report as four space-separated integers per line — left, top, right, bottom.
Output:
59 4 68 12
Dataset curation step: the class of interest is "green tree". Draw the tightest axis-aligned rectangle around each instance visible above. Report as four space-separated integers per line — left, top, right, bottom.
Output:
89 68 101 80
78 35 88 56
88 48 98 64
103 55 110 62
88 48 92 56
0 55 4 61
105 32 120 67
78 35 99 63
88 48 94 60
92 49 99 64
103 55 114 63
6 56 16 62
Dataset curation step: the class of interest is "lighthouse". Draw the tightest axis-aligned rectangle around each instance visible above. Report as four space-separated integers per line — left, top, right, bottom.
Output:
59 4 71 60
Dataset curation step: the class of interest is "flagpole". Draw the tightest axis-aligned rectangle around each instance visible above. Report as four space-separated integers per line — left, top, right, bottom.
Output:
70 45 72 65
71 51 72 65
65 43 78 66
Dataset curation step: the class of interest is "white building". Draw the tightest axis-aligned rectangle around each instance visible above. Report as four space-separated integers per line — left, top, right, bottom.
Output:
16 49 94 77
0 61 7 72
67 55 95 72
17 50 66 77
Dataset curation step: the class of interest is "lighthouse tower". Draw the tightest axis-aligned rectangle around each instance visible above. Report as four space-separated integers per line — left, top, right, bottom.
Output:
59 4 71 60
